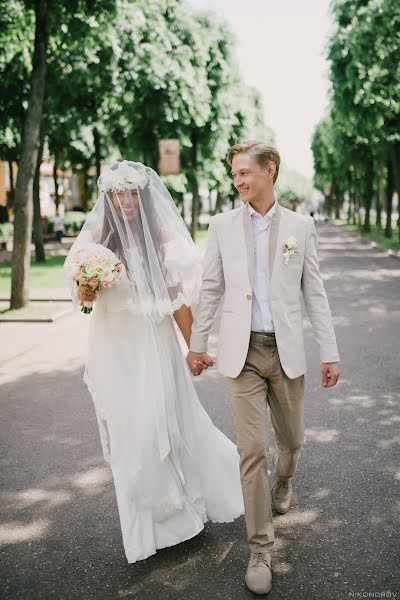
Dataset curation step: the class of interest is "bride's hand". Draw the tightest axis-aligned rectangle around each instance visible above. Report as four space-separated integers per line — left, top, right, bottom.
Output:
187 351 214 376
77 284 97 303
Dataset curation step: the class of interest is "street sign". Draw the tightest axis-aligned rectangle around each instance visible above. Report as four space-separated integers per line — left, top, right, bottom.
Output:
158 139 180 175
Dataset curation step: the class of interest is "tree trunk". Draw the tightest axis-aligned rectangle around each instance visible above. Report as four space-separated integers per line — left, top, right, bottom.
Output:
353 194 359 228
7 160 15 210
213 191 223 215
363 194 371 232
376 162 384 229
326 181 335 220
354 177 362 229
331 177 342 219
351 195 356 225
362 162 373 233
348 171 354 224
10 0 49 309
198 199 203 229
335 191 341 220
347 189 352 223
189 176 200 241
53 156 60 211
352 167 362 228
176 192 185 220
349 170 356 225
389 141 400 198
93 126 101 181
385 156 394 238
389 141 400 241
189 129 200 240
143 129 158 171
344 171 351 223
33 121 45 262
81 165 90 213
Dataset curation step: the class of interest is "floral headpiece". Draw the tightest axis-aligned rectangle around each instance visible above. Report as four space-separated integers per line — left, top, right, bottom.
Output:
98 160 150 192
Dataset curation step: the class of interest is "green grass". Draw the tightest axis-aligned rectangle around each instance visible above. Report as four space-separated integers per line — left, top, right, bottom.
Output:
333 216 400 251
0 255 67 293
194 227 209 254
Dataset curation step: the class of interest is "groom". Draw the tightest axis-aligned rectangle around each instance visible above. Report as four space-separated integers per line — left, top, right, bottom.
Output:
187 141 340 595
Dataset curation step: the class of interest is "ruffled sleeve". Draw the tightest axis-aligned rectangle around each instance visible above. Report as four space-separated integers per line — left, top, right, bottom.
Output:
158 237 202 313
161 238 202 288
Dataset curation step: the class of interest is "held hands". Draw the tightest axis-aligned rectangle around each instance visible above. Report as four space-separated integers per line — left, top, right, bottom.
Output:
186 351 214 376
321 362 340 388
77 284 97 303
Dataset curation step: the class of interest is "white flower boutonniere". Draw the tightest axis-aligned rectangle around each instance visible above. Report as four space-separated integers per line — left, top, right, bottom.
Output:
282 235 298 264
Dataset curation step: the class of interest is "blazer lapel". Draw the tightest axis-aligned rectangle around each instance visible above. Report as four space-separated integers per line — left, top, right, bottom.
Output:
269 202 281 279
242 203 254 286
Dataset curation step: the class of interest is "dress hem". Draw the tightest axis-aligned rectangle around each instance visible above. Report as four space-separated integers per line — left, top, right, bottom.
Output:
125 507 244 564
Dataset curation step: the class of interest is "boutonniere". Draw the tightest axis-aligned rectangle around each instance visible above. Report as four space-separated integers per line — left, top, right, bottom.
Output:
282 236 298 264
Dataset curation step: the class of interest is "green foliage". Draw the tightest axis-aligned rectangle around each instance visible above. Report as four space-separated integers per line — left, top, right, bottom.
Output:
0 222 14 237
62 210 87 235
312 0 400 231
0 0 277 214
0 0 34 161
276 164 313 205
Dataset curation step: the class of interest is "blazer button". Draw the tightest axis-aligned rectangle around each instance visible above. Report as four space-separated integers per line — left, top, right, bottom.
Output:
246 294 252 301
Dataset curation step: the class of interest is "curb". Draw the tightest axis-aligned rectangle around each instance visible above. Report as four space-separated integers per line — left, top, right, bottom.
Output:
0 296 70 302
0 305 72 324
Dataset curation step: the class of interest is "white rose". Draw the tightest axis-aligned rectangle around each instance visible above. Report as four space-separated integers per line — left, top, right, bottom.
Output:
285 236 298 250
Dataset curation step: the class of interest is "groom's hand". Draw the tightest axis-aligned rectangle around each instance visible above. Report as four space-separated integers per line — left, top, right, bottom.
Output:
321 362 340 388
187 351 214 376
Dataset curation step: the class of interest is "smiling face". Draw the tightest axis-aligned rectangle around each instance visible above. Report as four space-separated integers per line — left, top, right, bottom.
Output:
231 153 275 204
111 188 140 220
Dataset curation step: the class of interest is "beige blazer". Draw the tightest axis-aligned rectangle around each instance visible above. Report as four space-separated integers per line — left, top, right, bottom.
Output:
190 202 340 379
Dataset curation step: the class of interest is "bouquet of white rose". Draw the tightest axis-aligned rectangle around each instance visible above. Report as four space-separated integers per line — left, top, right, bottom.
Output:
65 243 123 313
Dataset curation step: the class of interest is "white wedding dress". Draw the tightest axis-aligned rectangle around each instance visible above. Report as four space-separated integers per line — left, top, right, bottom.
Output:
83 265 244 563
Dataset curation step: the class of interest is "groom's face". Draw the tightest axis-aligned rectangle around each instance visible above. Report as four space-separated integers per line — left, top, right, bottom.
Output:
231 153 271 203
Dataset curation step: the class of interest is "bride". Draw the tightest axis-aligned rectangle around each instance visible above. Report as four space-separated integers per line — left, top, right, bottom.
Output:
64 160 244 563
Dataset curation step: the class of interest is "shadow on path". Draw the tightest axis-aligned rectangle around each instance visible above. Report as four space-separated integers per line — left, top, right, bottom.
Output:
1 223 399 599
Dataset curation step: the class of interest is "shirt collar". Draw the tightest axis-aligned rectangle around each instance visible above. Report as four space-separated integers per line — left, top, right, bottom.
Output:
247 200 277 222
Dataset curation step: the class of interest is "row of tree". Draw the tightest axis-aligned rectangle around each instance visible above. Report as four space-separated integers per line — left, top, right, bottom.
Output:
312 0 400 238
1 0 278 308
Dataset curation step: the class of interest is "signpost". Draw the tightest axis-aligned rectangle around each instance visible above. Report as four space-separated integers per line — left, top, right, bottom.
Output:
158 139 180 175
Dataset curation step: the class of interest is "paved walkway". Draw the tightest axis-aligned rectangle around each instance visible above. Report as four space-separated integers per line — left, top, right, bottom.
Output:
0 223 399 600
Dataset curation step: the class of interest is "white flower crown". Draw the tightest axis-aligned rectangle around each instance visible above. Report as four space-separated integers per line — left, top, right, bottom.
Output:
98 160 150 192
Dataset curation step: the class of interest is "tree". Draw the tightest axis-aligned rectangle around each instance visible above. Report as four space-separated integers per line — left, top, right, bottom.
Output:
10 0 49 308
4 0 118 307
0 1 33 173
321 0 400 236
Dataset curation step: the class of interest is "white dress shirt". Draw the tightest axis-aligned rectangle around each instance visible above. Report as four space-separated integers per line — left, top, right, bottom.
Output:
248 200 276 333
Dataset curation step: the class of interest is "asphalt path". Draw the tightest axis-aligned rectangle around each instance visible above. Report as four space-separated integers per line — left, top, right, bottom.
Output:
0 223 399 600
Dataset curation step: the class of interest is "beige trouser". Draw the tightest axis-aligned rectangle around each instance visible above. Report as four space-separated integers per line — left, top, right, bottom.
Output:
227 332 305 553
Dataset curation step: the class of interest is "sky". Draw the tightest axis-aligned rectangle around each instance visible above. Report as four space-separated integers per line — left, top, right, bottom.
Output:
189 0 333 179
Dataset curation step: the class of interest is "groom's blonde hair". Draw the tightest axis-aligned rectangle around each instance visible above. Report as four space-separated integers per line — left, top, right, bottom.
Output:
227 140 281 184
